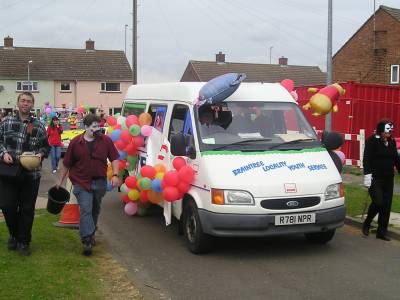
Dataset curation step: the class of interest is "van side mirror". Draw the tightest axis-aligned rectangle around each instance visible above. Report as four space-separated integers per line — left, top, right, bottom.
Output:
171 133 197 159
321 131 343 151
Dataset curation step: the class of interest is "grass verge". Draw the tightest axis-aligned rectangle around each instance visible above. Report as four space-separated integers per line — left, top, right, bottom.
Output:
0 211 142 300
345 183 400 216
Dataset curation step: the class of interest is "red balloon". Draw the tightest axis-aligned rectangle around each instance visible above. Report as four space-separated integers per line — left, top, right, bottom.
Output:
172 157 186 170
133 136 144 148
125 143 138 156
115 140 127 150
106 116 117 126
121 194 130 203
140 165 156 179
163 186 180 202
177 181 190 193
161 179 167 189
163 171 179 186
113 124 121 130
118 160 127 170
125 176 137 189
126 115 139 127
178 166 195 184
120 129 132 144
139 190 149 202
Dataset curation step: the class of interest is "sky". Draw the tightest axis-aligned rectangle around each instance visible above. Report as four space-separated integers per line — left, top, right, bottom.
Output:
1 0 399 83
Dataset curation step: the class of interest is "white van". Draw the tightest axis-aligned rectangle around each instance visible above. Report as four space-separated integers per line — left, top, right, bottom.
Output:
122 82 345 253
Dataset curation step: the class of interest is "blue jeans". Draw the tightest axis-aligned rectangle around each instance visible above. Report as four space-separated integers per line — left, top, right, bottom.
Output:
72 179 106 241
50 146 61 171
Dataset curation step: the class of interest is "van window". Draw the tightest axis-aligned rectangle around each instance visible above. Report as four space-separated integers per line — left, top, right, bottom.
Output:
148 104 167 132
168 104 194 139
122 102 146 117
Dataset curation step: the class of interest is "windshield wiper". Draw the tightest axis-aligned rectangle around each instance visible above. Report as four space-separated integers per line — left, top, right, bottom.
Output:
269 138 316 150
211 138 272 151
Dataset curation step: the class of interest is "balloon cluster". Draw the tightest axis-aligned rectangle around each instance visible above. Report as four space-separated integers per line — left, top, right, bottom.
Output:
119 157 195 216
77 104 91 114
44 102 53 115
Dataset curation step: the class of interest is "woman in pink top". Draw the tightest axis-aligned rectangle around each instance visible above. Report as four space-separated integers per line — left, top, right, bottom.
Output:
47 116 63 173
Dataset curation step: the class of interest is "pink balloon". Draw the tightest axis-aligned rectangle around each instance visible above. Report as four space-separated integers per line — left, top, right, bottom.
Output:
124 202 138 215
334 150 346 165
140 125 153 137
120 129 132 144
45 107 52 114
126 115 139 127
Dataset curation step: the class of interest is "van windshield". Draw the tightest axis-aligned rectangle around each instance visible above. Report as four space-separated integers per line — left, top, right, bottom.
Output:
195 101 319 151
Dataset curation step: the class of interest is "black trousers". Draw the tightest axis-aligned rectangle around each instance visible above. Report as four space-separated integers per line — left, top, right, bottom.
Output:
365 177 393 235
1 175 40 244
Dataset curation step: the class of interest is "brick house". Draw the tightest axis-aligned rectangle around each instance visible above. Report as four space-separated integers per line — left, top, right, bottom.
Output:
333 5 400 85
180 52 326 86
0 36 132 115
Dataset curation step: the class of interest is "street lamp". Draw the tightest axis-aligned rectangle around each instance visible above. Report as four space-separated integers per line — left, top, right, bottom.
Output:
269 46 273 64
27 60 33 90
124 24 128 55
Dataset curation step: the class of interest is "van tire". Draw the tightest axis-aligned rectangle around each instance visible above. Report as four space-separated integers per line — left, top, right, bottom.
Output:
182 200 214 254
304 229 335 244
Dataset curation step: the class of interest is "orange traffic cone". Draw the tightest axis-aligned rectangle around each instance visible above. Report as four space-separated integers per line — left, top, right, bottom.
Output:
53 179 80 229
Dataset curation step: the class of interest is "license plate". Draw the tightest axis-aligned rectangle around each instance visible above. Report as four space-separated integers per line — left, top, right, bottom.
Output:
275 213 316 226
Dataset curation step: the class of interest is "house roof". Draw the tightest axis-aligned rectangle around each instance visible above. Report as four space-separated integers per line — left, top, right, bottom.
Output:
181 60 326 86
381 5 400 22
0 46 132 81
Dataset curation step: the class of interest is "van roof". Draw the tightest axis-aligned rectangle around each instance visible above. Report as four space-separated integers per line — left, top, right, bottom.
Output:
124 82 295 104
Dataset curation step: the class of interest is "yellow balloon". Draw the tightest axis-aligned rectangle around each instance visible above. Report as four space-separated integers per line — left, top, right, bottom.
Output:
155 172 165 180
128 189 140 201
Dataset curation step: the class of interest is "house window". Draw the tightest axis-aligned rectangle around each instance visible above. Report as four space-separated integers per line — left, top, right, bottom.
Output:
16 81 38 91
391 65 399 84
101 82 120 92
60 82 71 91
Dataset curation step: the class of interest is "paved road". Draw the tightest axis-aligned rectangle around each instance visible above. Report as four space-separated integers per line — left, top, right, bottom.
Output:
99 192 400 300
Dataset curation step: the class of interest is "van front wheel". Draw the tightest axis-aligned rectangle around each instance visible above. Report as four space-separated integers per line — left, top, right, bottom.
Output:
183 200 214 254
304 229 335 244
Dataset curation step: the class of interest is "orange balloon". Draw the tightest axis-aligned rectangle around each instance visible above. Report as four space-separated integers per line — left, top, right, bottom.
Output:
148 190 163 204
138 112 152 126
154 163 167 173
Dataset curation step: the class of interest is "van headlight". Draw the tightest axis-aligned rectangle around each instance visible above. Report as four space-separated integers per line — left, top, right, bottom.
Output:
211 189 254 205
325 183 344 200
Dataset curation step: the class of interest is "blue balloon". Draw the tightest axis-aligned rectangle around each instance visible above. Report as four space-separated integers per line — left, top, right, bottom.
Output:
111 129 121 142
151 179 162 193
118 150 127 160
50 112 57 118
106 181 113 191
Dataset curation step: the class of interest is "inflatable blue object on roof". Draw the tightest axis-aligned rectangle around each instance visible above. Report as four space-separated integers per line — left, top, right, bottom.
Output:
197 73 246 106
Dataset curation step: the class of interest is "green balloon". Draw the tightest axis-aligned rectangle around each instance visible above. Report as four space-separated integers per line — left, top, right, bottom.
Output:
137 207 146 217
127 155 137 165
127 163 136 171
129 124 141 136
139 177 152 190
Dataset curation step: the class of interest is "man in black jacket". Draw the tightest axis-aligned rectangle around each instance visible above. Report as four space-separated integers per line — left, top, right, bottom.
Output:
362 119 400 241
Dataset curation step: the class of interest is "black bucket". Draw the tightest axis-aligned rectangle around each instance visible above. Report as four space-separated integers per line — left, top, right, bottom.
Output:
47 186 70 214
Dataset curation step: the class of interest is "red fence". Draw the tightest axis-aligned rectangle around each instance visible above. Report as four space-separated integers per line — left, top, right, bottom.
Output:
297 82 400 166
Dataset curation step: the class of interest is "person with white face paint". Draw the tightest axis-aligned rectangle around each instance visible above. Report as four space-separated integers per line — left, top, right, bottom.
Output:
56 113 120 255
362 119 400 241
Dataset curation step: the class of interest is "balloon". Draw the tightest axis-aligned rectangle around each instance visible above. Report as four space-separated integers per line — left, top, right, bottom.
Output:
161 180 167 189
118 160 127 170
50 112 57 118
140 125 153 137
177 181 190 194
163 171 179 186
140 165 156 179
163 186 180 202
118 150 127 160
140 190 149 202
137 207 147 217
45 107 52 114
129 124 141 136
120 183 130 194
333 150 346 165
126 115 139 127
138 112 152 126
106 181 113 191
106 116 117 126
178 166 195 184
155 172 165 180
128 189 140 201
132 136 144 148
125 176 137 189
127 156 138 166
154 163 167 173
114 124 121 130
77 107 85 114
147 190 163 204
107 126 114 134
151 179 163 193
111 129 121 142
172 157 186 170
138 177 152 190
120 129 132 144
114 140 127 151
125 144 138 156
117 116 126 126
121 194 130 204
124 202 138 215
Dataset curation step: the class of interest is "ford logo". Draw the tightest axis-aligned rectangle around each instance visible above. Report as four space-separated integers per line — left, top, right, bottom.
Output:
286 200 299 207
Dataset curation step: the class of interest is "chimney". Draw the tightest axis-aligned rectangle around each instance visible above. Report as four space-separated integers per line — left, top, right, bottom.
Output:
279 56 288 66
4 36 14 49
85 39 95 51
216 51 225 64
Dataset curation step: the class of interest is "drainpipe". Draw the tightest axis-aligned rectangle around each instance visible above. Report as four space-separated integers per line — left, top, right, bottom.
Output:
74 80 78 108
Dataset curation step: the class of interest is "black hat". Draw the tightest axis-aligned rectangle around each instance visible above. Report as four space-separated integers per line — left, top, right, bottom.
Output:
376 119 393 134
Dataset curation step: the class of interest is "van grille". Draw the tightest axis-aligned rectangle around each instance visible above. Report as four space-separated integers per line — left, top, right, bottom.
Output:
260 197 320 210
